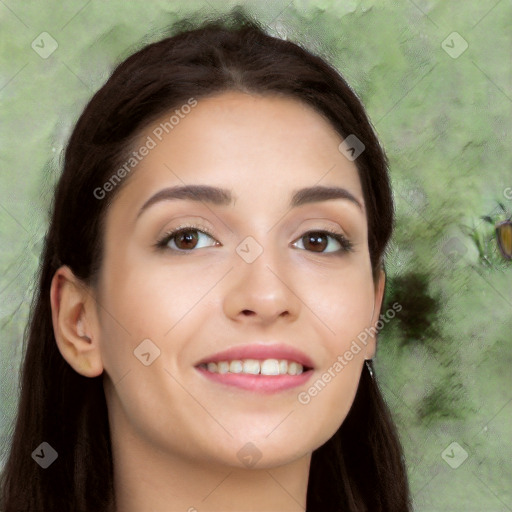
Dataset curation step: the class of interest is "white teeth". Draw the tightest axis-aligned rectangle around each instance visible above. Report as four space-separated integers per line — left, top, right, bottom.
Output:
260 359 280 375
229 360 243 373
201 358 305 376
242 359 260 374
217 361 230 374
288 362 303 375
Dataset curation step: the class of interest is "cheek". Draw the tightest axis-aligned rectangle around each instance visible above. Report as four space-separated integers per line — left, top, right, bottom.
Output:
305 261 375 347
97 263 202 450
294 263 373 427
97 260 221 377
99 260 207 335
296 355 363 453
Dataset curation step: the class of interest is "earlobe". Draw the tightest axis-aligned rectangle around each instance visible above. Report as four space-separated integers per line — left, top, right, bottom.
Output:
50 265 103 377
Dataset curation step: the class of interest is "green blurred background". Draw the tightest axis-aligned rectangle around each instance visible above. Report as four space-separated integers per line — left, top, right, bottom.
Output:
1 1 511 510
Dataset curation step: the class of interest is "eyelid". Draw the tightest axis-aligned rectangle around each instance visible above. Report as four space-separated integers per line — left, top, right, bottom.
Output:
291 227 354 253
158 218 215 235
170 222 215 237
156 222 218 248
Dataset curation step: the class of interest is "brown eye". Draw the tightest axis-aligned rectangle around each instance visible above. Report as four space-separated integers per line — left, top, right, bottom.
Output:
292 230 353 254
175 229 200 250
302 232 329 252
157 226 218 252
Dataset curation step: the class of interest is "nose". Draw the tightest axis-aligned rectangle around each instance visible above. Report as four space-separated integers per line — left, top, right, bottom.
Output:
222 242 301 326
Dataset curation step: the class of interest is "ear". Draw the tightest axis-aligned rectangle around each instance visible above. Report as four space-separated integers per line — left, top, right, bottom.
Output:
50 265 103 377
365 268 386 360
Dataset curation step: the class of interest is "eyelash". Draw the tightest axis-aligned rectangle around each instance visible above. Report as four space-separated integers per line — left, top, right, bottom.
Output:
155 223 354 255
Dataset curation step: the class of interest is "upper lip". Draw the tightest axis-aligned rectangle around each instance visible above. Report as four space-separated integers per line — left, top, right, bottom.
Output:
195 343 315 369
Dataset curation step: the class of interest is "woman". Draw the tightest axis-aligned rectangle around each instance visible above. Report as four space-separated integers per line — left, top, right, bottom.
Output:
0 8 411 511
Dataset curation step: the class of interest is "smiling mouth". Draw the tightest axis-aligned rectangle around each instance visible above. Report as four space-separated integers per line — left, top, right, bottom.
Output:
197 358 312 376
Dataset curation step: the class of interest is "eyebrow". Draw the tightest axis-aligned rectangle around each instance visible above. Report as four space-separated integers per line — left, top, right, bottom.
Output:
136 184 363 219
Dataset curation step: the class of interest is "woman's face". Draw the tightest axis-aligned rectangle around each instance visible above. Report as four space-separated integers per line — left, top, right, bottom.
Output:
93 91 384 469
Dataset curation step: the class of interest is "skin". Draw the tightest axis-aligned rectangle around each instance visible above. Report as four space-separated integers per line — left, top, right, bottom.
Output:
50 91 385 512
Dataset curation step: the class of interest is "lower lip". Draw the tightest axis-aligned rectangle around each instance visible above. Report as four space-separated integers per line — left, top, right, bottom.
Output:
195 366 314 393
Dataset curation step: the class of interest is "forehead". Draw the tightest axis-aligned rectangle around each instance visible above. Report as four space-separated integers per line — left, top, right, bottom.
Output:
108 90 364 220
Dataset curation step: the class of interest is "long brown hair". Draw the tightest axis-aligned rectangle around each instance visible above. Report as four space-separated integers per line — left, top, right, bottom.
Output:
1 7 411 511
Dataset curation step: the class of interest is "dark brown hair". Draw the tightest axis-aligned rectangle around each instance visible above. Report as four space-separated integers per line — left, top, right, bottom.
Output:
1 7 411 511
